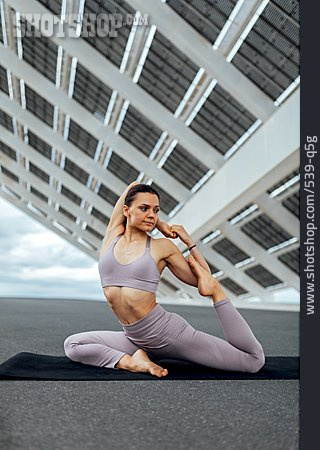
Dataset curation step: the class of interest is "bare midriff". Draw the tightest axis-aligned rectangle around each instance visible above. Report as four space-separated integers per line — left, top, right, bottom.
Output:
103 286 158 325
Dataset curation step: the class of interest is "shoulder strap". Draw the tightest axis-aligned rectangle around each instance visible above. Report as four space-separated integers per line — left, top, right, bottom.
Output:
113 233 123 245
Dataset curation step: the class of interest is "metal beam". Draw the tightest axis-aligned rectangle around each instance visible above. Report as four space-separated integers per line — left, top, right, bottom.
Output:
256 192 300 238
4 0 223 170
0 184 97 258
126 0 276 120
198 242 270 301
270 241 300 258
0 124 115 220
217 0 263 56
0 150 106 236
220 221 299 290
275 183 299 203
0 163 102 247
0 44 191 202
173 89 300 242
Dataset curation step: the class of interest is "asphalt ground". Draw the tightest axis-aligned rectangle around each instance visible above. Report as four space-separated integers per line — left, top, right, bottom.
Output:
0 297 299 450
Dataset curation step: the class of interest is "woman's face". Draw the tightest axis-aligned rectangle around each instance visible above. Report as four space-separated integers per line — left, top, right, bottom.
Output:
125 193 160 230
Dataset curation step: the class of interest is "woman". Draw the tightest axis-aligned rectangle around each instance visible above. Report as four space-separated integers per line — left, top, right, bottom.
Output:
64 182 265 377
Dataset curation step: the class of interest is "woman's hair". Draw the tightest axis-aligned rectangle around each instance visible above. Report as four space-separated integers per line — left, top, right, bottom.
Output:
123 183 160 228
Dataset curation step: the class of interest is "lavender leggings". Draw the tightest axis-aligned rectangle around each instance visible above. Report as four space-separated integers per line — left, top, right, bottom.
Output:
64 299 265 373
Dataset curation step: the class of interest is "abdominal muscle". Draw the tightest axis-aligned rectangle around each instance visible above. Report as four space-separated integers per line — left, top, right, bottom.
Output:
102 286 158 325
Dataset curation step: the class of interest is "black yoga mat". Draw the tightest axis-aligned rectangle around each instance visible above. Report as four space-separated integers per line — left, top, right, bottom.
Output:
0 352 299 380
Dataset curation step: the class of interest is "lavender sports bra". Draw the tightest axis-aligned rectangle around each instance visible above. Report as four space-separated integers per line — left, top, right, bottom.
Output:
98 233 160 293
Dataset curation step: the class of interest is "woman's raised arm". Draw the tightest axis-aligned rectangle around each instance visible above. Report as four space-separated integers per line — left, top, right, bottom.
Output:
105 181 140 233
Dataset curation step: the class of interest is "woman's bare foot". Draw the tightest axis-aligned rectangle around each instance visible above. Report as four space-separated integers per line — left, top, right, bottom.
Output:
115 349 168 378
188 255 227 303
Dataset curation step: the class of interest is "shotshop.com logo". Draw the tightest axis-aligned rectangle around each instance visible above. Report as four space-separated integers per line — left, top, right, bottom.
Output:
13 13 149 38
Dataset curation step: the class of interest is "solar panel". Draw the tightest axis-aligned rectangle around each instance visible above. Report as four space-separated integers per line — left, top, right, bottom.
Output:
282 190 299 218
0 109 14 132
97 183 119 205
29 162 50 183
83 0 135 68
245 264 283 287
61 185 82 205
81 238 97 251
267 169 299 193
86 225 104 241
73 63 113 119
36 0 62 16
119 105 162 157
212 237 251 265
166 0 237 44
27 130 52 160
0 65 9 95
1 186 20 200
68 119 98 158
278 247 299 274
25 84 54 127
107 151 139 184
138 30 199 113
91 207 109 224
228 203 256 223
30 204 48 218
241 213 293 250
220 277 248 296
0 141 16 161
59 206 77 222
56 221 72 234
30 186 48 203
21 26 58 84
1 166 19 182
0 9 3 43
64 157 89 185
190 83 256 154
232 0 299 100
272 0 299 22
207 261 220 275
162 143 209 190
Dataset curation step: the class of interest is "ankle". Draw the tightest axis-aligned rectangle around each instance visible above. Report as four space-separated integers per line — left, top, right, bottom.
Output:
211 286 228 304
115 354 132 369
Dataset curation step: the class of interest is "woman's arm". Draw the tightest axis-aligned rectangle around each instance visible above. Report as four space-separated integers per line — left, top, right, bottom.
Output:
163 240 198 287
156 219 177 238
170 224 211 274
105 181 140 232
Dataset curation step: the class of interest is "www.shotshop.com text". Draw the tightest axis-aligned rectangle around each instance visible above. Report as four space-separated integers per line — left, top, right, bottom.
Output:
303 136 317 315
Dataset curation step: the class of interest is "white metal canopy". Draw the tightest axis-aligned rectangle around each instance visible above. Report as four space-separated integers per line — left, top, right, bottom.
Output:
0 0 300 308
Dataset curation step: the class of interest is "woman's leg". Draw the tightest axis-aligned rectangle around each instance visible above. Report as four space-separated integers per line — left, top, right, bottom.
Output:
167 300 265 373
164 255 265 373
64 330 169 376
64 331 140 369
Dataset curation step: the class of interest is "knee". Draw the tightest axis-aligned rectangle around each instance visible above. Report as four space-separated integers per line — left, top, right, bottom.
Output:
64 335 78 357
248 350 265 373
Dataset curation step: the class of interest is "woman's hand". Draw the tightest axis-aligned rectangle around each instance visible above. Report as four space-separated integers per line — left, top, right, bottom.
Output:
170 225 194 247
156 220 177 239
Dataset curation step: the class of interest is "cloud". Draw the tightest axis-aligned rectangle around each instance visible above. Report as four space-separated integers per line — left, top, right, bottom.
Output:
0 197 103 300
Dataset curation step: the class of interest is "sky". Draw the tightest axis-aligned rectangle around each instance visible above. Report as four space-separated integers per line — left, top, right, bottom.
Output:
0 196 104 301
0 195 299 307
